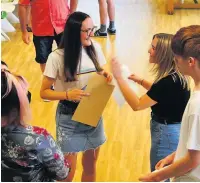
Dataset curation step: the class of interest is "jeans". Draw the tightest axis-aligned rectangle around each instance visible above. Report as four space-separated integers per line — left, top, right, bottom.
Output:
150 119 181 172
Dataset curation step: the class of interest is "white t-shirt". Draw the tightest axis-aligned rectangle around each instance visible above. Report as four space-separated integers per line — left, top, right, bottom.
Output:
174 91 200 181
44 42 106 91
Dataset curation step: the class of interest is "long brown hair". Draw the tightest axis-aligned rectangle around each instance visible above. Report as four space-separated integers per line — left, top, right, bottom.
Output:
59 12 103 81
151 33 188 88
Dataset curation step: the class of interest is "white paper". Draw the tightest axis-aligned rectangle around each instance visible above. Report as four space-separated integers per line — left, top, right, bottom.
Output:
112 65 139 107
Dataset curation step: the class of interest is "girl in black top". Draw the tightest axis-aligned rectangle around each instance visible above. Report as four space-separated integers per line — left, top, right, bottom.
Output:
111 33 190 172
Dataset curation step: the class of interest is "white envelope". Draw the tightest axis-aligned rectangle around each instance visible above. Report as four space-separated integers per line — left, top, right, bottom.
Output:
112 64 139 107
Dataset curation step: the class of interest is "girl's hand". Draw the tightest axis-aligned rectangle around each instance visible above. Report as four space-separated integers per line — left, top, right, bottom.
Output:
67 89 90 102
128 74 143 84
98 70 113 83
111 57 123 80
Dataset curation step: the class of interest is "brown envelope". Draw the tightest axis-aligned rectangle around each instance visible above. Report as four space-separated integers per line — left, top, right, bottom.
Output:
72 73 115 127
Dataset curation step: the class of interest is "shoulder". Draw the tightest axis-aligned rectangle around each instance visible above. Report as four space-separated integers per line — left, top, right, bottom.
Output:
156 72 182 86
1 125 49 147
48 49 64 61
46 49 64 69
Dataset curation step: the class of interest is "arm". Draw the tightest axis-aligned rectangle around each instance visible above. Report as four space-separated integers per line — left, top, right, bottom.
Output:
111 58 157 111
70 0 78 13
140 79 153 90
140 114 200 181
98 70 113 83
37 132 70 181
40 76 67 100
116 78 157 111
155 151 176 170
128 74 153 90
40 76 90 101
18 4 29 32
139 150 200 182
18 1 31 44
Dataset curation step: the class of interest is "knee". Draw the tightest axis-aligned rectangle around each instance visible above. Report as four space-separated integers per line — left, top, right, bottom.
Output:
98 0 106 5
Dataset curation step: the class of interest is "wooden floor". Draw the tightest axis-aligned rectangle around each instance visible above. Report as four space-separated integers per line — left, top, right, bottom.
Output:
1 0 200 181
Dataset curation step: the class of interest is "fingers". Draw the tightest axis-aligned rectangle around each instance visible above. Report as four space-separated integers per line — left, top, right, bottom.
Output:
23 39 29 45
107 75 113 83
28 36 31 44
128 74 135 78
155 160 165 170
155 161 161 170
158 162 166 170
80 91 90 96
24 38 30 45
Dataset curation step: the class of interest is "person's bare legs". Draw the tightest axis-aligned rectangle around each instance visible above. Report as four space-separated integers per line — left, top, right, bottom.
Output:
94 0 108 36
99 0 107 25
107 0 115 21
81 148 100 182
40 63 46 73
60 153 78 182
107 0 116 32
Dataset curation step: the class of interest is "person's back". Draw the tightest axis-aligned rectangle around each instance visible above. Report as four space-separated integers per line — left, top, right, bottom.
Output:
1 124 69 182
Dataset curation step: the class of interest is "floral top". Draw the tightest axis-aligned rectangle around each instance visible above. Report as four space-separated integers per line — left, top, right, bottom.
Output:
1 124 70 182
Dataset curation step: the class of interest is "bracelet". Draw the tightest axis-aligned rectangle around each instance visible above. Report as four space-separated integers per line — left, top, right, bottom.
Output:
140 79 144 86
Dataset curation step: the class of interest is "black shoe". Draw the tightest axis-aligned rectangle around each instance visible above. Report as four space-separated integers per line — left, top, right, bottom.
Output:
107 28 116 35
94 29 107 37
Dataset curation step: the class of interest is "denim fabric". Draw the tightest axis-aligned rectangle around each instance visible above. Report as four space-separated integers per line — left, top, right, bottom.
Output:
150 119 180 172
56 103 106 153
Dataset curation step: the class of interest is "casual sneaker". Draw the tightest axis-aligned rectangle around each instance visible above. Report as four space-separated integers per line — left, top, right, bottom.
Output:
94 29 107 37
107 28 116 35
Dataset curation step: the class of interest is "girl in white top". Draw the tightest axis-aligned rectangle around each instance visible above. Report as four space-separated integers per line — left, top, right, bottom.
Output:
40 12 112 182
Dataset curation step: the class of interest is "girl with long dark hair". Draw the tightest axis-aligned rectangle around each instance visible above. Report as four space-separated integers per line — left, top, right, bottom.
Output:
40 12 112 182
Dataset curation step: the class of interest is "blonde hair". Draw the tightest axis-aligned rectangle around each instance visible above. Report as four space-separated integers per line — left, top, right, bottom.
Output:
151 33 188 88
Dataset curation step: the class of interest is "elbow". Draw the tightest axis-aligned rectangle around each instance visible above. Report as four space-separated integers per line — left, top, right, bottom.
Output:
131 107 140 111
56 168 70 181
40 90 46 99
129 104 140 111
187 161 200 171
128 101 140 111
126 99 141 111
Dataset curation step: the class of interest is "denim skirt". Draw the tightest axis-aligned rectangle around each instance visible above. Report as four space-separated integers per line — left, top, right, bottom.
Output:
55 102 106 153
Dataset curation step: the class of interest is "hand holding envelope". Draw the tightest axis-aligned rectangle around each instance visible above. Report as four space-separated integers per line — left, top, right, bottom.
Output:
72 73 115 127
111 57 139 107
